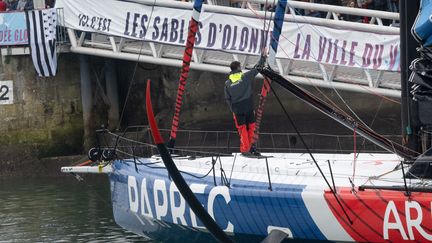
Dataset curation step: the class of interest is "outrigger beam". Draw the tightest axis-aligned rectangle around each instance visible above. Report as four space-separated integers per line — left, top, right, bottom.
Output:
258 67 418 161
61 165 113 174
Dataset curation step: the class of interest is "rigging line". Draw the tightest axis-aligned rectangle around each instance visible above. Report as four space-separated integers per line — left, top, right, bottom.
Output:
332 88 373 128
311 65 393 130
117 0 157 130
249 3 356 143
253 0 286 146
286 9 389 128
120 156 216 180
264 64 408 155
356 98 384 158
135 158 216 180
265 0 276 41
251 17 419 156
261 8 399 107
261 66 418 159
307 80 357 119
246 6 367 120
260 0 269 53
352 127 357 183
286 8 402 114
247 5 401 106
268 80 353 224
260 0 276 54
385 140 412 196
365 165 405 184
115 138 233 157
138 126 402 137
228 153 237 185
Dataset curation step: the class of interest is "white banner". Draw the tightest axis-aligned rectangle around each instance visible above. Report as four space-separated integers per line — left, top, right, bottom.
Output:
56 0 400 71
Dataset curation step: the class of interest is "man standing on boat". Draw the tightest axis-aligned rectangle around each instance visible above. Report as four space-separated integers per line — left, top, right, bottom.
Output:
224 58 265 156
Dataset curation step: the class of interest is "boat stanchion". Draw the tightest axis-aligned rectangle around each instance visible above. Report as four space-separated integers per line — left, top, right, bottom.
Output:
400 161 412 197
211 156 217 186
348 177 357 194
218 156 230 187
265 157 273 191
131 146 138 172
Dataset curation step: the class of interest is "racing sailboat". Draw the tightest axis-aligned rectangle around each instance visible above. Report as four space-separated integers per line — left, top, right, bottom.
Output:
61 0 432 242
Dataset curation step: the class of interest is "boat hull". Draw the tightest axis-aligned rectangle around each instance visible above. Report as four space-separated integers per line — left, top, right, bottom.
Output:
109 155 432 242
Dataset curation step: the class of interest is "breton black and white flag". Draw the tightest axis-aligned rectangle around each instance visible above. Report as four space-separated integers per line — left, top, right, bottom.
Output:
25 9 58 77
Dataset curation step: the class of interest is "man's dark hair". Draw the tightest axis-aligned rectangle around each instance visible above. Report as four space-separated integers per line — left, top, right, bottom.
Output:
230 61 241 72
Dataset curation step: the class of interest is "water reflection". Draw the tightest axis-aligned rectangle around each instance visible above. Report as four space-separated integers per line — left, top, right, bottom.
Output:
0 176 148 242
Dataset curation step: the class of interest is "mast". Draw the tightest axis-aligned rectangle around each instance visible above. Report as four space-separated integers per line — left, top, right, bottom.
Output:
400 0 420 153
168 0 204 148
268 0 287 70
253 0 287 145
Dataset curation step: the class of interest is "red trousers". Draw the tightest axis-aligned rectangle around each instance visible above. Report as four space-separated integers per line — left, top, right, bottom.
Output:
233 114 256 153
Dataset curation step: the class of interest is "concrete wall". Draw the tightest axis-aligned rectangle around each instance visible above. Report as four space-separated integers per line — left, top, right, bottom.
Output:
0 54 83 158
0 54 403 165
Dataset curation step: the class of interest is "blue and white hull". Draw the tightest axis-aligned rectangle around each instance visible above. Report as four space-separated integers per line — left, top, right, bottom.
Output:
104 152 415 242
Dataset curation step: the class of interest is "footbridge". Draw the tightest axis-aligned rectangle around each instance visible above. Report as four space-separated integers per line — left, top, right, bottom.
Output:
6 0 402 97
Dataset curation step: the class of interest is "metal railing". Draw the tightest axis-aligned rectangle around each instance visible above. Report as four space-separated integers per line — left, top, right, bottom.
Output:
62 0 401 97
96 126 402 159
0 0 403 97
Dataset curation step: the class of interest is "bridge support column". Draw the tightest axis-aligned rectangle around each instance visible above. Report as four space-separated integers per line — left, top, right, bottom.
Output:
80 54 94 150
105 59 119 130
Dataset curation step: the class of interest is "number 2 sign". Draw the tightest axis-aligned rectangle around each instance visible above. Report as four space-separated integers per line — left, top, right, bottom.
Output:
0 81 13 105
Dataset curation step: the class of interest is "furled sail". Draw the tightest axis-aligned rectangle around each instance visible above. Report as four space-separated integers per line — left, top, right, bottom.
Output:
253 0 287 145
168 0 204 148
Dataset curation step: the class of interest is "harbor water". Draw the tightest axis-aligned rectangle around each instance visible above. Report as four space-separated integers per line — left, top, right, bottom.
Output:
0 176 147 243
0 174 315 243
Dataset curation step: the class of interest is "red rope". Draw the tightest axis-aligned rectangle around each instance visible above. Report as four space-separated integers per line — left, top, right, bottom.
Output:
77 160 92 166
253 77 272 144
